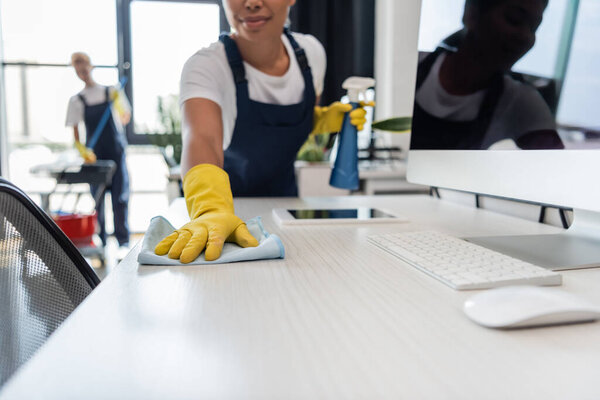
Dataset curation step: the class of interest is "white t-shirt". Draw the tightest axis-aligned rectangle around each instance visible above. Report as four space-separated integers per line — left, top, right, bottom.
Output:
180 32 326 149
65 84 131 137
416 53 555 149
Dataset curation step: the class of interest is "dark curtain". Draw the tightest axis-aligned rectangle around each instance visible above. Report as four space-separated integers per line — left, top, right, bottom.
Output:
289 0 375 106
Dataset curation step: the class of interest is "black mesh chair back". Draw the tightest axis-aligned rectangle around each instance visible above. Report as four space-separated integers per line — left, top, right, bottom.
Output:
0 178 100 388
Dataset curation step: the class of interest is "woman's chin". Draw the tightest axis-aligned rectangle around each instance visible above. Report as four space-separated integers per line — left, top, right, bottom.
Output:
238 27 277 41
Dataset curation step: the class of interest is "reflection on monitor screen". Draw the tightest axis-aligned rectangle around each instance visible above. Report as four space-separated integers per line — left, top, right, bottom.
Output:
411 0 600 151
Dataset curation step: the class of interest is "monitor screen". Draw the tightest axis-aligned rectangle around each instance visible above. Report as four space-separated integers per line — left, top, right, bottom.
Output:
411 0 600 151
407 0 600 214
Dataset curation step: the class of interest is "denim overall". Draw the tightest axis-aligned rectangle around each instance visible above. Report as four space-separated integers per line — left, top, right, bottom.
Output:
78 87 130 246
219 30 316 196
410 47 503 150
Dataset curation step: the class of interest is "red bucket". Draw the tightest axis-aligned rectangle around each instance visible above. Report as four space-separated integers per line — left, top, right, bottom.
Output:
53 212 97 247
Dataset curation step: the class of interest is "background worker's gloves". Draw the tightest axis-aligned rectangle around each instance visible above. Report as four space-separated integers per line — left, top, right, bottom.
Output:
310 101 375 136
110 88 131 125
74 141 96 164
154 164 259 263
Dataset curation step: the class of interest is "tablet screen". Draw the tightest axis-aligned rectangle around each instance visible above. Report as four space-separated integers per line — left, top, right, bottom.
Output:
287 208 396 220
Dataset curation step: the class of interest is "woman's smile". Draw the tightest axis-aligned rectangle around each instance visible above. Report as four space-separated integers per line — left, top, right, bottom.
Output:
239 14 272 30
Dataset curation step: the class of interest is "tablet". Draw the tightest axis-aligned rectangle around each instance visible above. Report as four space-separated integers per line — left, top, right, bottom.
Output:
272 207 407 226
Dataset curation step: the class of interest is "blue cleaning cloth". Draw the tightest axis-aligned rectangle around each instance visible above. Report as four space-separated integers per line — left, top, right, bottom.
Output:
138 216 285 265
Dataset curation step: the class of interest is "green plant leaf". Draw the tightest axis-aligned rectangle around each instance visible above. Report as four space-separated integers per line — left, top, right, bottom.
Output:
297 136 326 162
372 117 412 133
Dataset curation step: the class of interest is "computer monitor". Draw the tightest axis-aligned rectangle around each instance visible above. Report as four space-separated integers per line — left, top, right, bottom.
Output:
406 0 600 270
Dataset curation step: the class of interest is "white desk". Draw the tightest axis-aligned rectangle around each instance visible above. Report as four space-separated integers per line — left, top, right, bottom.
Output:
2 195 600 399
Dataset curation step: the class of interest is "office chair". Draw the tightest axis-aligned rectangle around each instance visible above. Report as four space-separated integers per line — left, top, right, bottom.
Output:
0 178 100 388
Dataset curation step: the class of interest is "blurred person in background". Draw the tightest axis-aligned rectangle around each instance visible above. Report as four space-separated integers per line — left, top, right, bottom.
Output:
66 52 132 258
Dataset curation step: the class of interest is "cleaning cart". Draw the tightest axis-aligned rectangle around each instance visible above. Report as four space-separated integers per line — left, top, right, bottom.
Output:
31 160 116 266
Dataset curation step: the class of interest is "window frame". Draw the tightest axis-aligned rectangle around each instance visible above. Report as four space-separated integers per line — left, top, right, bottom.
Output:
117 0 228 144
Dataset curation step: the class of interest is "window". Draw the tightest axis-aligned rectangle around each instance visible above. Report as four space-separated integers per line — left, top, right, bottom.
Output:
1 0 225 146
0 0 118 145
3 67 118 143
1 0 117 65
128 1 221 136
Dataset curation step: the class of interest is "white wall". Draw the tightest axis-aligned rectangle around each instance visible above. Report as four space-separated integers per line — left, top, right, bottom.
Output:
374 0 422 157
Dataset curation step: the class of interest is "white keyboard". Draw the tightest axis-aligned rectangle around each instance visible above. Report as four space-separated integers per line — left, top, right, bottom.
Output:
368 231 562 290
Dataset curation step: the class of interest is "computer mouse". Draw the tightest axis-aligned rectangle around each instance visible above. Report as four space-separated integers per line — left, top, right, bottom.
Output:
463 285 600 329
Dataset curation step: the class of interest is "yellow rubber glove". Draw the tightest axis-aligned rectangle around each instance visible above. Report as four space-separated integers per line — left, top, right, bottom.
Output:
110 88 130 125
350 101 375 132
311 102 351 136
74 141 96 164
109 88 125 116
310 101 375 135
154 164 259 263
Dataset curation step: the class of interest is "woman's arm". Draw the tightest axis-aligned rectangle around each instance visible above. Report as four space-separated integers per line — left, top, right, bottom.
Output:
515 130 565 150
73 125 81 143
180 98 225 177
155 97 258 263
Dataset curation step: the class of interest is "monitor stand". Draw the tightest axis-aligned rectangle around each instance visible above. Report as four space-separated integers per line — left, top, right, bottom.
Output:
465 209 600 271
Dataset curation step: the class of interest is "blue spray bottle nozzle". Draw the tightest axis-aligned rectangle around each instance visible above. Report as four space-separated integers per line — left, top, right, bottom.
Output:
329 77 375 190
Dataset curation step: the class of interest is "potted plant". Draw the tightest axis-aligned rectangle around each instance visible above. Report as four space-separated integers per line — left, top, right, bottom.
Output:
359 117 412 161
147 94 182 168
371 117 412 133
296 132 333 162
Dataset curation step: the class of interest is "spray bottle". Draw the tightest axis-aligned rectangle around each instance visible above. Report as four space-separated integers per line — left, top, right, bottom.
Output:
329 76 376 190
